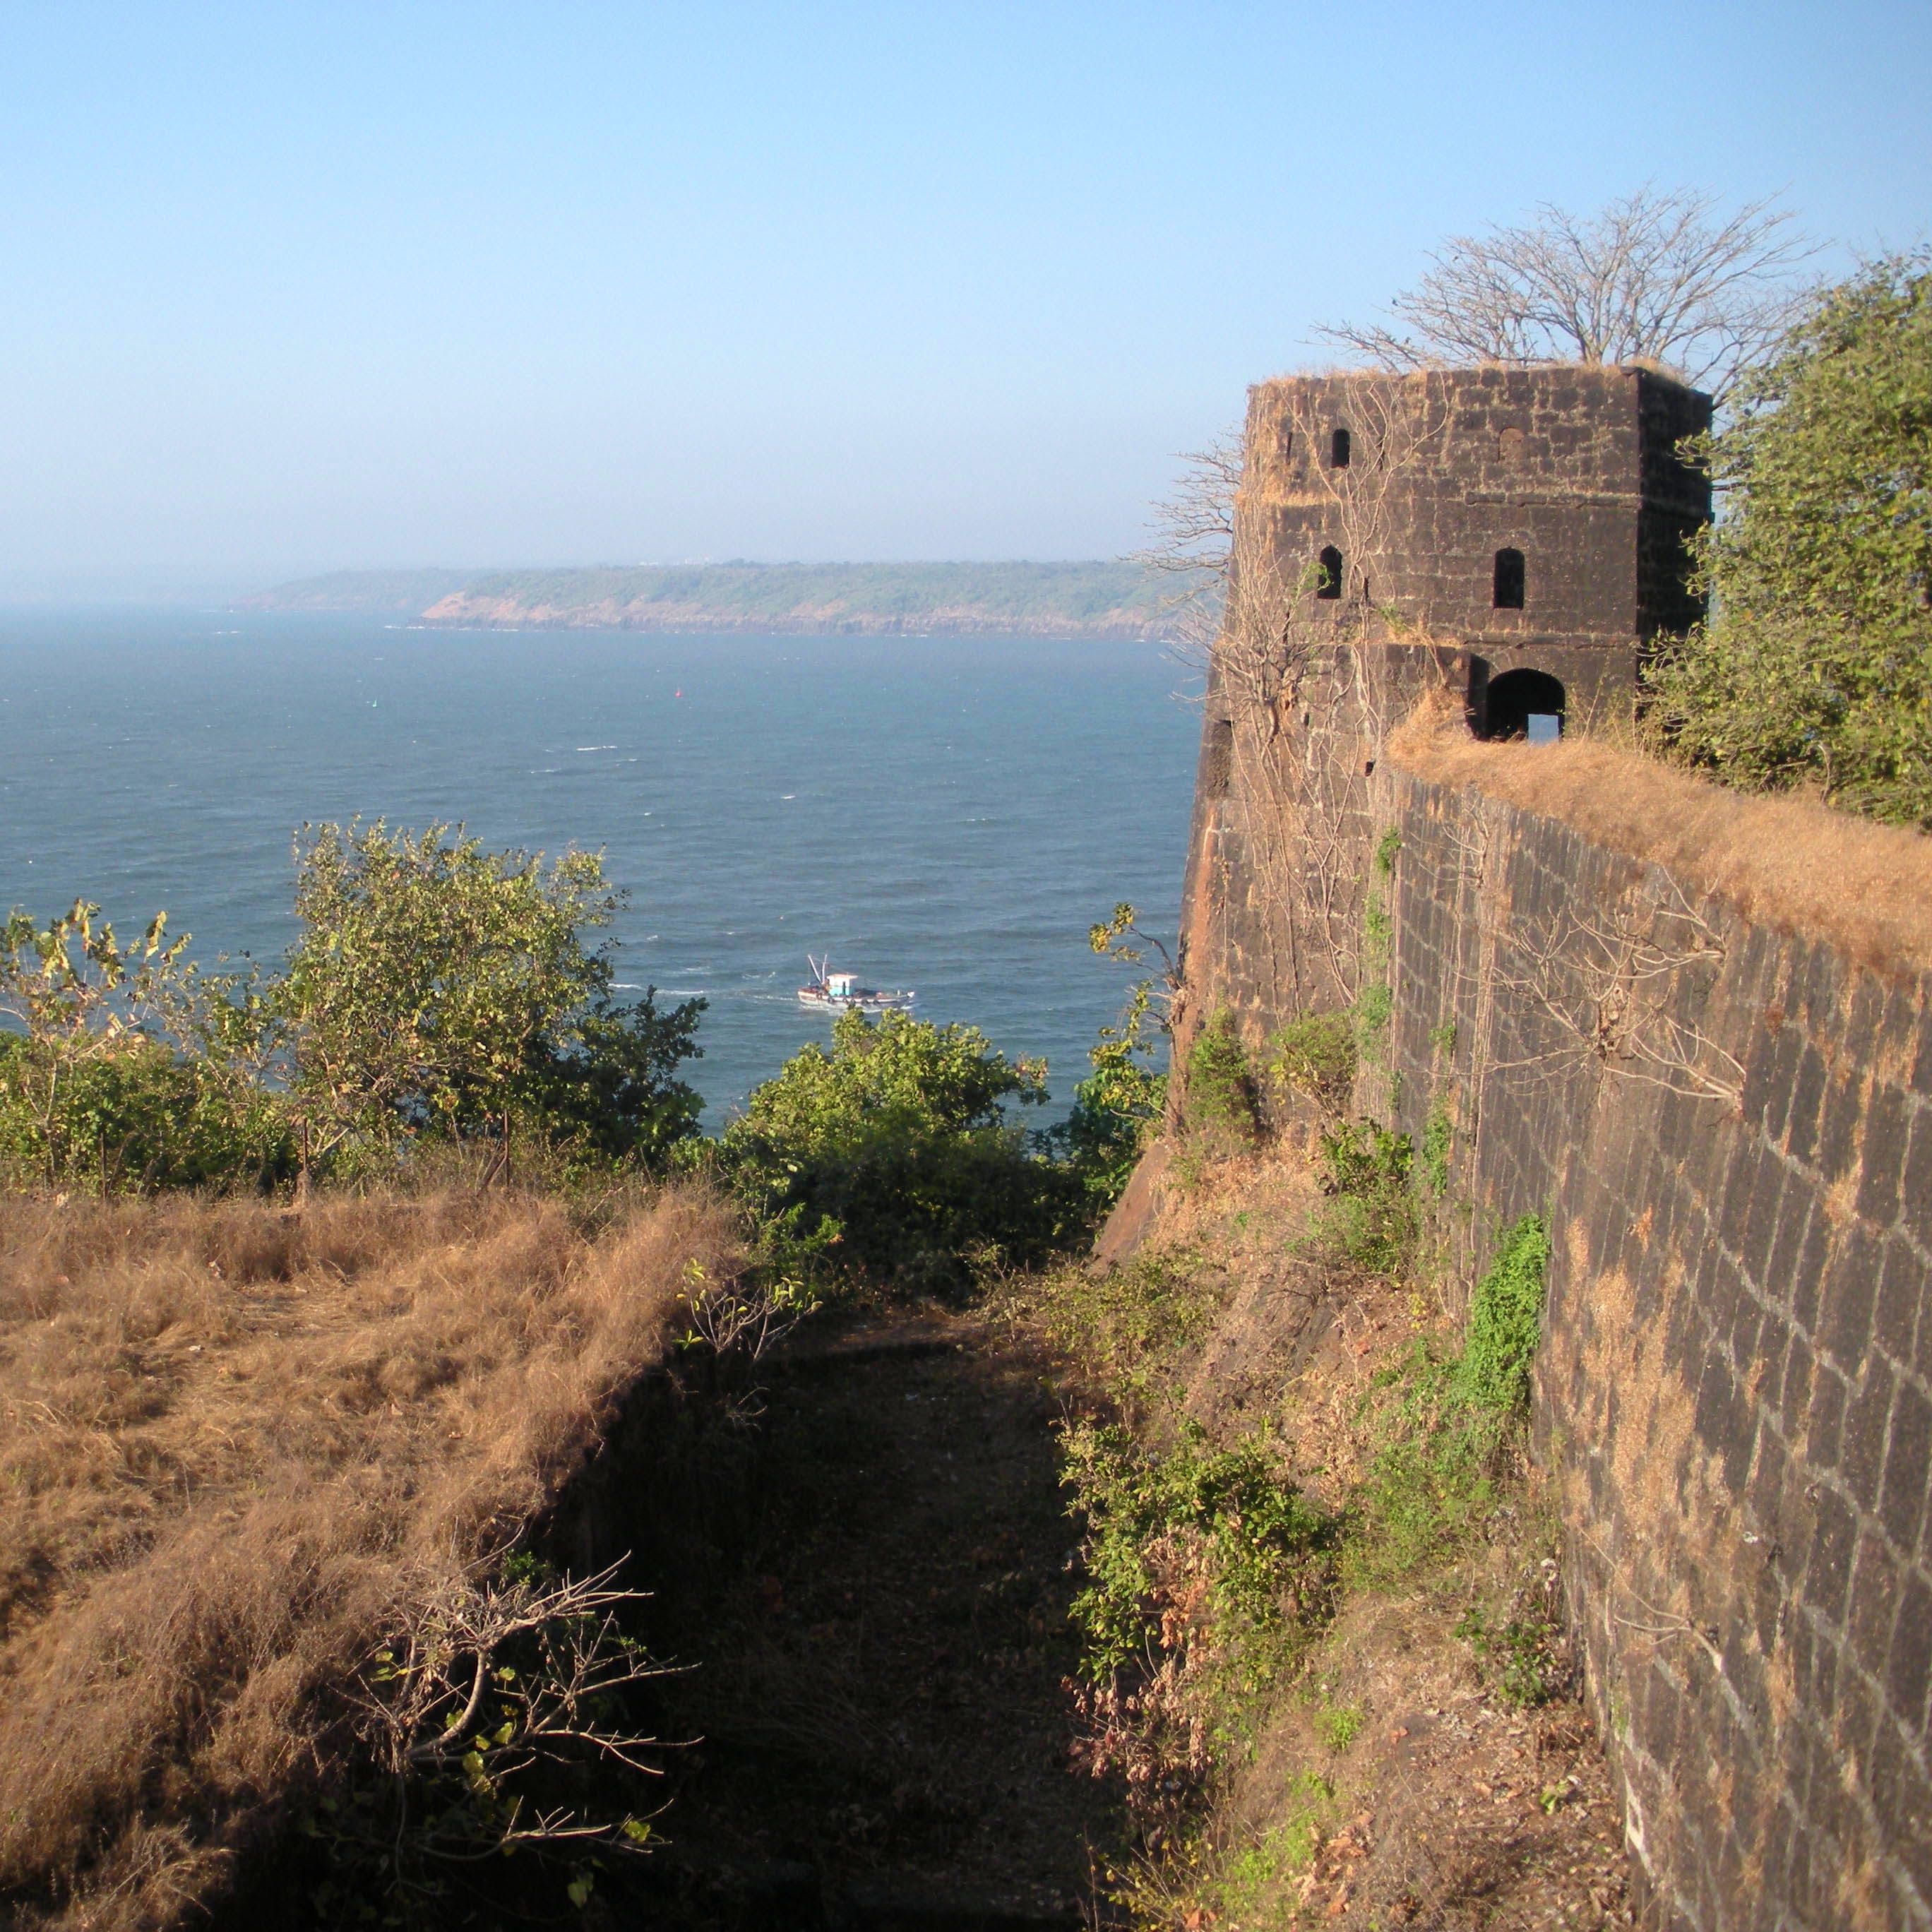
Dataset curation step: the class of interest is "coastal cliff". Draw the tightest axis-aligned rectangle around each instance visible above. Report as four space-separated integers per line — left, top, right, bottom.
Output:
245 560 1175 638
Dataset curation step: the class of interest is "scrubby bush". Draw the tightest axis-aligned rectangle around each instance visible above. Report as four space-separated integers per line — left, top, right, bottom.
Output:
0 902 294 1192
1065 1421 1332 1681
1457 1213 1552 1412
1352 1214 1550 1582
0 824 706 1195
280 821 703 1177
1312 1118 1417 1275
0 1034 294 1193
712 1007 1080 1293
1267 1010 1357 1116
1044 981 1167 1205
1183 1009 1261 1149
1061 1418 1335 1811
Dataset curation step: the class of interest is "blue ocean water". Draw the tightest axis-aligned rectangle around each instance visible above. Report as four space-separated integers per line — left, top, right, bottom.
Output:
0 608 1199 1123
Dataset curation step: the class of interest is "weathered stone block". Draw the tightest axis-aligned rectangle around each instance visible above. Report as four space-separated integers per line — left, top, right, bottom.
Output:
1807 1366 1851 1482
1786 1041 1829 1165
1858 1082 1913 1228
1900 1106 1932 1255
1849 1527 1903 1682
1801 1481 1859 1628
1842 1365 1897 1515
1879 1376 1932 1556
1884 1566 1932 1738
1872 1233 1923 1368
1822 1227 1885 1380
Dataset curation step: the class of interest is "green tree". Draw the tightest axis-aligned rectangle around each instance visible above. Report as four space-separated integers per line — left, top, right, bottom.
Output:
278 821 700 1176
1646 254 1932 825
0 902 292 1191
714 1007 1073 1291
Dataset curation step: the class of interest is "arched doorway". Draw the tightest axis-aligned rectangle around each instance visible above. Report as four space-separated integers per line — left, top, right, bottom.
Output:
1484 668 1566 744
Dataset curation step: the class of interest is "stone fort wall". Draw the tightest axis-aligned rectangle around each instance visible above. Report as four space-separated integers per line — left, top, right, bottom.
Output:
1177 657 1932 1930
1378 747 1932 1932
1173 358 1931 1927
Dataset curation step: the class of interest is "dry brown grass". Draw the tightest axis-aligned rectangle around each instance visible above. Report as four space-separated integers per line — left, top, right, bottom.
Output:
1390 691 1932 983
0 1183 739 1930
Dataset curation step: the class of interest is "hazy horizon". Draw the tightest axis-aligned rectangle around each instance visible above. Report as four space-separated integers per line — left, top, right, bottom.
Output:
3 1 1925 592
0 555 1162 611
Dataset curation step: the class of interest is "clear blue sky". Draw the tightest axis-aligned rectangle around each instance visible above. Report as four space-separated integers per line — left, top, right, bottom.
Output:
1 1 1924 592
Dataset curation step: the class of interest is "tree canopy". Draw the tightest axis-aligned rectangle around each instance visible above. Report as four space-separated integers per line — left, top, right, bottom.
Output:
1316 187 1811 401
1646 254 1932 825
0 823 705 1192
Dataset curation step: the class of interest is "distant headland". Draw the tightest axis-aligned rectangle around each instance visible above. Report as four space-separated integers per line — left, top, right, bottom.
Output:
239 560 1176 638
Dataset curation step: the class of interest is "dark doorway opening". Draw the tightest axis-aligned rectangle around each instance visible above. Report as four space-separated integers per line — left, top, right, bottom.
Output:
1493 547 1526 609
1484 667 1565 743
1316 546 1343 600
1330 427 1352 468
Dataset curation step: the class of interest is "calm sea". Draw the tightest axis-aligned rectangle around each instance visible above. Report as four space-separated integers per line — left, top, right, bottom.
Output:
0 609 1199 1123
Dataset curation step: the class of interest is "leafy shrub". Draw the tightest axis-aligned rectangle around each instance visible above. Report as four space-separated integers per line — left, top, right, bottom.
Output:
1065 1421 1330 1682
0 828 706 1196
1645 254 1932 827
1352 979 1393 1046
1455 1604 1563 1709
1167 1798 1329 1931
512 991 705 1171
1061 1419 1333 1822
1183 1010 1260 1149
1018 1246 1220 1412
1349 831 1401 1061
1421 1097 1453 1197
1316 1702 1364 1752
712 1007 1076 1293
0 902 294 1193
0 1034 294 1193
1457 1214 1551 1411
1046 981 1167 1207
1350 1215 1550 1583
1266 1011 1356 1115
1313 1119 1416 1276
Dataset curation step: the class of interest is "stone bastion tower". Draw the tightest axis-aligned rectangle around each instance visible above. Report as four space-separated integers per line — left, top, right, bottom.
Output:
1238 361 1712 734
1184 362 1712 1027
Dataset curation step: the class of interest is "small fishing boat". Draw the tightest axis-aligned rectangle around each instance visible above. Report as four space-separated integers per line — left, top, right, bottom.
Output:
797 955 915 1014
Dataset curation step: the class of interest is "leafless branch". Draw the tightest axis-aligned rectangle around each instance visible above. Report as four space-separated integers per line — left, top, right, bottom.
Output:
1133 428 1244 674
1492 879 1743 1104
1315 186 1815 400
347 1559 677 1872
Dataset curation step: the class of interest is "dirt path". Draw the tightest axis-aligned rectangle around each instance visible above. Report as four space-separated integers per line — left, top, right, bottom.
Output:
622 1313 1119 1928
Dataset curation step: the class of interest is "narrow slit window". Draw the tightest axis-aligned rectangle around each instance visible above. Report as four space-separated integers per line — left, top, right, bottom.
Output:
1316 546 1343 600
1493 547 1526 609
1330 427 1352 468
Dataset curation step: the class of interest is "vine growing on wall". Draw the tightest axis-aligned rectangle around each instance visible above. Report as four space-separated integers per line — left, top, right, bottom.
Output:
1201 374 1453 1019
1491 876 1744 1106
